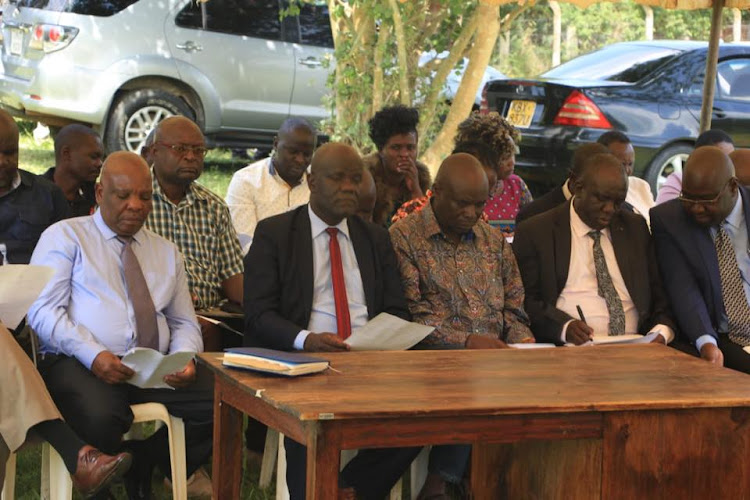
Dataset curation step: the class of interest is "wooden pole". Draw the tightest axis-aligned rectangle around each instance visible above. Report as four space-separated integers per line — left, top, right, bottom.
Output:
699 0 725 133
643 6 654 41
550 1 562 67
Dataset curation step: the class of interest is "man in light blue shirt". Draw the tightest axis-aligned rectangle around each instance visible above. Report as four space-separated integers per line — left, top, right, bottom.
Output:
28 151 213 499
652 146 750 373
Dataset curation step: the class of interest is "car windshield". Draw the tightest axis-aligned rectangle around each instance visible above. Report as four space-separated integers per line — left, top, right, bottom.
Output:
541 44 682 83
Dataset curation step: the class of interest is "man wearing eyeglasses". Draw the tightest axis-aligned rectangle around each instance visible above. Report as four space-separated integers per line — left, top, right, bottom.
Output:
145 116 244 352
651 146 750 373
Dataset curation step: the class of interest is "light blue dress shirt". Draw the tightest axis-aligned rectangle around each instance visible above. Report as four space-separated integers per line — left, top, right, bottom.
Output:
293 205 368 350
28 210 202 369
696 192 750 352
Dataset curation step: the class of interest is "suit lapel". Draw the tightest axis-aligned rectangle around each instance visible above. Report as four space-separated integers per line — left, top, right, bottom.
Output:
553 202 572 292
348 218 376 315
293 207 315 318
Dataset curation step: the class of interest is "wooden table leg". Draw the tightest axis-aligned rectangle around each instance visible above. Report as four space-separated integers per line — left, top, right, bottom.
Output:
212 383 243 499
306 423 341 499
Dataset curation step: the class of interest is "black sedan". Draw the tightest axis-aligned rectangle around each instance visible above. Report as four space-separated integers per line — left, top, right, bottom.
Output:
481 40 750 195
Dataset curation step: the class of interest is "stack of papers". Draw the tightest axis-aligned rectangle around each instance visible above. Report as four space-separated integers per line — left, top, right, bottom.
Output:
223 348 329 376
345 313 434 351
121 348 195 389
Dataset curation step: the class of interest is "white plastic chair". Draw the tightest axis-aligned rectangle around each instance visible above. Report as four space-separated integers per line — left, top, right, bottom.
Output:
1 453 16 500
45 402 188 500
273 433 405 500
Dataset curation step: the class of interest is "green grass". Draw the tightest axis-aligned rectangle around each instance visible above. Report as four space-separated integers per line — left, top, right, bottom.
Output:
18 129 246 199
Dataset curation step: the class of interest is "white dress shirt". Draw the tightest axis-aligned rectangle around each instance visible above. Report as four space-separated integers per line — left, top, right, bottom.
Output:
557 201 674 343
28 211 202 369
225 157 310 252
696 193 750 352
293 205 369 349
626 176 655 227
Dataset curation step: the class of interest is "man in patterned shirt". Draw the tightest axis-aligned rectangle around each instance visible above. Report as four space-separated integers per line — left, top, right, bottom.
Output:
390 153 534 499
146 116 244 349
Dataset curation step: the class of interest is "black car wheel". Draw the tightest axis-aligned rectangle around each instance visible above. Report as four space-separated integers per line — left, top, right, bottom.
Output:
644 143 693 195
105 89 195 153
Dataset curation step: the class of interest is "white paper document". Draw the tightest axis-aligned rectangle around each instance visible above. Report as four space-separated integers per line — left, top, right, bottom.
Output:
0 265 55 329
567 332 661 347
345 313 434 351
508 343 557 349
121 348 196 390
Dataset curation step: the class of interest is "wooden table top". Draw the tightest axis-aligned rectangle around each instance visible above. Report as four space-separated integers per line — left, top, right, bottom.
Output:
199 345 750 421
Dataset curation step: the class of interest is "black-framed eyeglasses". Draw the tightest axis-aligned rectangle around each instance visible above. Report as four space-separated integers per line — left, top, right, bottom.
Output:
155 141 208 158
678 178 734 206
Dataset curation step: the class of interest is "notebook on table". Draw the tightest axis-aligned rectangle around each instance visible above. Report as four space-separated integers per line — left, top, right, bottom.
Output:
222 347 329 376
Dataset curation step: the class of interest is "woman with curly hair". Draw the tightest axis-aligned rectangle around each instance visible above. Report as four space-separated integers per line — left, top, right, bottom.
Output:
455 112 532 235
365 105 432 227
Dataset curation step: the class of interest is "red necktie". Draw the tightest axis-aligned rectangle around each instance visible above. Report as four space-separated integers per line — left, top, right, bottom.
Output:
326 228 351 339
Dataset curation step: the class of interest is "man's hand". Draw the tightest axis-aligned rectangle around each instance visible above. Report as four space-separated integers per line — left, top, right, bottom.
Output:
566 320 593 345
165 359 197 389
465 334 509 349
91 351 134 384
399 158 423 199
304 333 350 352
700 343 724 366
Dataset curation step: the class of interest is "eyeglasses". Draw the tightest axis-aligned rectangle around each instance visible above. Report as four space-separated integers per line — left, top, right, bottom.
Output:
155 142 208 158
678 178 734 206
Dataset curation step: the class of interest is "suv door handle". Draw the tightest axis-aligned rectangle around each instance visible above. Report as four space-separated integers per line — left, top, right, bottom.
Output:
712 107 726 119
298 57 322 68
176 41 202 53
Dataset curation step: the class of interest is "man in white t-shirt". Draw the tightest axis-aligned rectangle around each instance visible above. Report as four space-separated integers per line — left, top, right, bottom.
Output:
225 118 316 252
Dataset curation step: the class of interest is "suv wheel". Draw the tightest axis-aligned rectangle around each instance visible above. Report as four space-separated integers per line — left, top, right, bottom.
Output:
105 89 195 153
644 143 693 196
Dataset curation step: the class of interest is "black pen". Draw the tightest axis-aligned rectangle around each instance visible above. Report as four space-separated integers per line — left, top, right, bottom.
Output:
576 305 587 323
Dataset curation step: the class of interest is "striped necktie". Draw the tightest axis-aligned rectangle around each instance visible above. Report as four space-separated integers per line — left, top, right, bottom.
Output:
588 230 625 335
714 223 750 346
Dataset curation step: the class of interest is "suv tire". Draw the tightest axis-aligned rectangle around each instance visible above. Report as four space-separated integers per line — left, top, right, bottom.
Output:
644 143 693 196
105 88 195 153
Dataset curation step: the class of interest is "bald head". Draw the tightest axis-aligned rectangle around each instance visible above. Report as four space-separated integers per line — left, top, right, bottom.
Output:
0 110 19 195
308 143 364 225
151 115 205 191
274 118 316 185
154 115 202 143
356 167 376 222
96 151 153 237
681 146 738 227
573 153 628 230
571 143 609 180
432 153 489 239
730 149 750 187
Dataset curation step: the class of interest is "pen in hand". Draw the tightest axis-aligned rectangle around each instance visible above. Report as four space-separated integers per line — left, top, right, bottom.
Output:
576 305 587 323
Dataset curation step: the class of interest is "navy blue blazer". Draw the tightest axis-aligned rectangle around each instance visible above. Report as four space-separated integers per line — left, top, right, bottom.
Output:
650 186 750 345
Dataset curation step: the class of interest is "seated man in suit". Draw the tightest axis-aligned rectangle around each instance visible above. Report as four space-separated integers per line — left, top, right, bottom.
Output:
28 152 213 499
516 142 608 225
390 153 534 499
0 322 131 497
244 142 420 499
651 147 750 373
514 153 675 345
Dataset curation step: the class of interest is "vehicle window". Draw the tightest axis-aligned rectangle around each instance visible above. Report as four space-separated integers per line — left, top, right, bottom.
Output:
175 0 282 41
542 44 682 83
688 59 750 100
11 0 139 16
297 1 334 48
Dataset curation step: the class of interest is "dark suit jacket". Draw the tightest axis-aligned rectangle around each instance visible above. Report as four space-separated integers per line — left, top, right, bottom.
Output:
516 185 566 226
513 201 675 344
650 187 750 345
243 204 410 350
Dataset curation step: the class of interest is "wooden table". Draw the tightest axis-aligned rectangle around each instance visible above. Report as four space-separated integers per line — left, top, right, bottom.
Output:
199 345 750 499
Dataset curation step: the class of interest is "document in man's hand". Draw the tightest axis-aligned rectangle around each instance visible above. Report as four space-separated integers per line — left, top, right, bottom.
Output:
345 313 434 351
223 348 330 376
121 348 196 389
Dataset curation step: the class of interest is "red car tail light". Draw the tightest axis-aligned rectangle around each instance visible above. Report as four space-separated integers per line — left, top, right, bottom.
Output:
29 23 78 53
553 90 612 129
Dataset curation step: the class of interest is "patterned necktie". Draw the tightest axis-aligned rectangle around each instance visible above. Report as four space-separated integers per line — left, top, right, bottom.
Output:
714 223 750 346
119 237 159 350
326 228 351 340
588 230 626 335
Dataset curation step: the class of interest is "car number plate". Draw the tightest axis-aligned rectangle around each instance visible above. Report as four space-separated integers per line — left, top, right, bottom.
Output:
10 29 23 56
506 100 536 128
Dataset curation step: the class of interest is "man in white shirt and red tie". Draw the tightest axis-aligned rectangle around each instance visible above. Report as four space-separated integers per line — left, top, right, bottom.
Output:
243 142 419 499
513 153 676 345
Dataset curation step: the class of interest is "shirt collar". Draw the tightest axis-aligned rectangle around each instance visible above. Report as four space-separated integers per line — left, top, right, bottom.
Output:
307 204 350 240
569 198 608 239
93 209 145 245
151 171 205 206
269 157 308 188
423 201 477 241
723 191 744 230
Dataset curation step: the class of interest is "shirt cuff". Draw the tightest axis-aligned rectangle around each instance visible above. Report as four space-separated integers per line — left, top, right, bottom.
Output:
294 330 312 351
76 344 108 371
560 319 575 343
648 324 675 344
695 334 717 353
